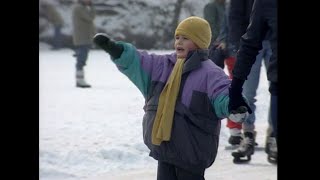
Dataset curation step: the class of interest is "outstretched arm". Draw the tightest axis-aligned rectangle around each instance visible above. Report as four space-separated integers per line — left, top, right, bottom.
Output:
94 33 151 98
93 33 170 99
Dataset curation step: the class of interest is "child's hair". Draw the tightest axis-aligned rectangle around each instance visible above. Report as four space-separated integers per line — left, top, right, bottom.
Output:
174 16 212 49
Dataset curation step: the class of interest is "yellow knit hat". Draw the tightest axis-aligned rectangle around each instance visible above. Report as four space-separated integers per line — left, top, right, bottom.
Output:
175 16 212 49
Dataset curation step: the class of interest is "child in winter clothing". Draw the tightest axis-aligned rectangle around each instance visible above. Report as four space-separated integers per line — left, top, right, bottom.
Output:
93 16 248 180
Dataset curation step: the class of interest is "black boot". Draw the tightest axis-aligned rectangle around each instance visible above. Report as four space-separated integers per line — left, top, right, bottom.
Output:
232 132 255 163
265 136 277 164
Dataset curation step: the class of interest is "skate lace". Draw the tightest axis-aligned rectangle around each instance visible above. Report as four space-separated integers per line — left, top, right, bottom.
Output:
238 137 254 151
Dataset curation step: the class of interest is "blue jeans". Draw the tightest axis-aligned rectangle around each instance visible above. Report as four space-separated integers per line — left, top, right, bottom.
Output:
74 45 91 70
242 40 272 132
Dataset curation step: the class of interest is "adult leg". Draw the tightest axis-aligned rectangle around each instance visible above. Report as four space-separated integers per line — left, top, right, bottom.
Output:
242 51 263 133
175 165 205 180
225 55 242 145
52 25 62 50
157 161 177 180
233 42 266 157
267 82 278 163
74 45 91 88
269 82 278 139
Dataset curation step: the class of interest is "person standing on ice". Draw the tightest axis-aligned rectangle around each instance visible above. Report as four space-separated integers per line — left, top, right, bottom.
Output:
39 0 64 50
93 16 249 180
228 0 278 163
203 0 227 69
216 0 277 164
72 0 96 88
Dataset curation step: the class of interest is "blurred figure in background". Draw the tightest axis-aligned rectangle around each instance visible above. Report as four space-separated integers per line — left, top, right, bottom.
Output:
203 0 226 69
72 0 96 88
39 0 64 50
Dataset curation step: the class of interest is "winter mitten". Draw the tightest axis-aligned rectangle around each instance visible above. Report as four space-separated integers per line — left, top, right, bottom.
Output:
93 33 124 59
228 77 252 114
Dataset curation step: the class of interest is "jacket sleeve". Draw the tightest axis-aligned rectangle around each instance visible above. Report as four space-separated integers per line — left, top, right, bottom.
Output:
228 0 252 50
232 0 268 80
111 42 168 99
206 68 231 119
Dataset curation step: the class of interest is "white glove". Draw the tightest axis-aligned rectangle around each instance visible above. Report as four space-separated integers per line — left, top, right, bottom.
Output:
228 106 249 123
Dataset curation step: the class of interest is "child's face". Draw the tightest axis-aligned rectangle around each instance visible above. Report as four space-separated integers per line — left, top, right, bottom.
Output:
174 35 198 58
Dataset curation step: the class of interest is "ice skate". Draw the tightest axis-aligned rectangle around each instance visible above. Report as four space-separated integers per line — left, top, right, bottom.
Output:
232 132 255 164
265 136 277 164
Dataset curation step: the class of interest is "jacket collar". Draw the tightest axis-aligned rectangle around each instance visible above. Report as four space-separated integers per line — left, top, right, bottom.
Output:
182 49 208 74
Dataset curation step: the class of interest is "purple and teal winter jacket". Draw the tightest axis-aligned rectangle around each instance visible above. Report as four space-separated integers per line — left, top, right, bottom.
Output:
111 42 231 173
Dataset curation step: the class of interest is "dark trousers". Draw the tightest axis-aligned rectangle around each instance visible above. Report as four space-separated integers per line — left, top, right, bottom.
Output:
52 26 62 49
269 82 278 140
74 45 91 70
157 161 205 180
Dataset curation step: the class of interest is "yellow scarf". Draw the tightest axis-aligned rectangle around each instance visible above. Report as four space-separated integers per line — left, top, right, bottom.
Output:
152 58 185 145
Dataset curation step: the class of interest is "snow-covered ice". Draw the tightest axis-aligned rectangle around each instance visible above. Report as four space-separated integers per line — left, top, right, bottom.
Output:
39 48 277 180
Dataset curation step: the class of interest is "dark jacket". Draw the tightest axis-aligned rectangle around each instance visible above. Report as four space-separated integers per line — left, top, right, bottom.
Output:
112 42 232 173
204 1 226 42
233 0 277 82
228 0 254 52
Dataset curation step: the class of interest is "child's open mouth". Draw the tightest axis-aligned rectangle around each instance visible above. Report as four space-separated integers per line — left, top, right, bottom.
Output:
176 47 184 53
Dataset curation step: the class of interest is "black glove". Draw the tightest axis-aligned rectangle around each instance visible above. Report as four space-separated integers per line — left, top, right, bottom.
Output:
93 33 124 59
228 77 252 114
